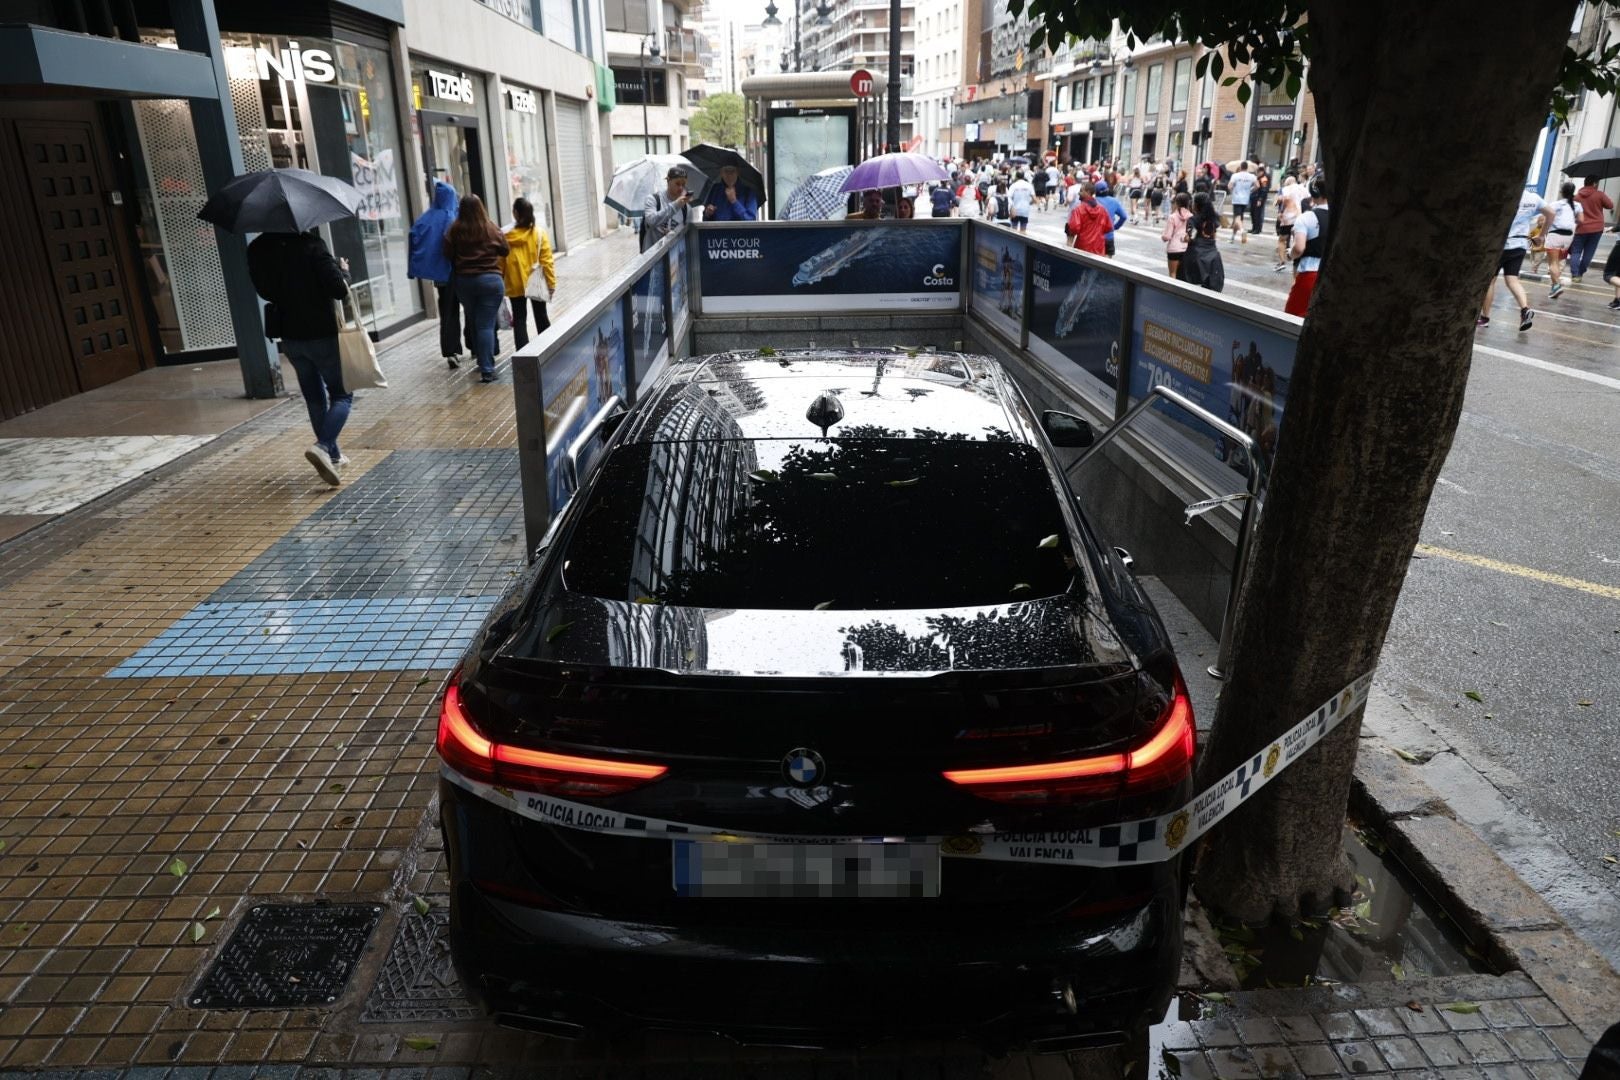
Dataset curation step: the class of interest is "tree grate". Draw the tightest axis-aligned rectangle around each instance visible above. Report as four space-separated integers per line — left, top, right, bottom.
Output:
190 903 383 1009
360 905 482 1024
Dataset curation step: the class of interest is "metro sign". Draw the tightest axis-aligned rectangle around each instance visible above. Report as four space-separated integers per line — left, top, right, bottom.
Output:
850 69 875 97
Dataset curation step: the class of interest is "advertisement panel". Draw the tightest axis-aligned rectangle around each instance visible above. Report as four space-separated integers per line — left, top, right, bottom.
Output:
768 107 856 214
632 259 667 378
540 305 628 514
1128 286 1295 490
969 229 1025 342
1027 249 1124 404
699 224 962 313
668 241 688 334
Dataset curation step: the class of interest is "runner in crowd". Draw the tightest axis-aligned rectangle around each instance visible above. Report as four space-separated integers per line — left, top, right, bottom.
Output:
1285 178 1330 318
1544 180 1581 299
1227 162 1257 245
1478 184 1552 332
1065 180 1112 256
1162 191 1193 279
1274 173 1308 272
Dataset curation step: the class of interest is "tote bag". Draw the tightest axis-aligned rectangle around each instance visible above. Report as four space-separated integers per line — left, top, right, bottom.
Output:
524 266 550 303
335 287 387 391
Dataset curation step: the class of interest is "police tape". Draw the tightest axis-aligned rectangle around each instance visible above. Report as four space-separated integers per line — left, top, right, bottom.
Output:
440 669 1375 868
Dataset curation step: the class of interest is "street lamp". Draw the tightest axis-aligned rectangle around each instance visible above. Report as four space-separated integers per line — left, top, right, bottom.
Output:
639 35 663 155
763 0 830 73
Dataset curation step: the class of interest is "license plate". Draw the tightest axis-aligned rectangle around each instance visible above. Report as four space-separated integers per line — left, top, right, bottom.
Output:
672 841 940 898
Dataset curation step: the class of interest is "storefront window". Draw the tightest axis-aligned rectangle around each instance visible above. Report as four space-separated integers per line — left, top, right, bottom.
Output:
1120 70 1135 118
503 83 556 233
132 31 419 354
1167 130 1184 164
613 135 670 166
1145 64 1163 113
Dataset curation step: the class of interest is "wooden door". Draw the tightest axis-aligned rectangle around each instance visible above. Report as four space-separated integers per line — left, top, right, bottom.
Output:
18 120 144 391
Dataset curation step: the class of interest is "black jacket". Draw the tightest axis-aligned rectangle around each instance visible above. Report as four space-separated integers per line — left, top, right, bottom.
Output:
246 232 349 340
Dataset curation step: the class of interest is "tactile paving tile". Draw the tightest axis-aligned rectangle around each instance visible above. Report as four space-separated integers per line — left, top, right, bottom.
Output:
359 906 482 1024
107 449 524 677
190 903 384 1009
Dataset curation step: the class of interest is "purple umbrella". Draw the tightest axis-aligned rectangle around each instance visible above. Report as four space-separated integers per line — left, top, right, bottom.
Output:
839 152 951 192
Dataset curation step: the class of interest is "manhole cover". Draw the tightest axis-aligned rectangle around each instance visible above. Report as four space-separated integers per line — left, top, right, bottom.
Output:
361 906 481 1023
191 903 383 1009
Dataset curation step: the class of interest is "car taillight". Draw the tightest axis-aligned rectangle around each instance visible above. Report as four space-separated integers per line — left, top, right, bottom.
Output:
942 680 1194 803
437 682 668 798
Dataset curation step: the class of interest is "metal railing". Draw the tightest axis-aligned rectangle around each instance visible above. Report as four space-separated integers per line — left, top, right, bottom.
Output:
1069 384 1262 681
565 395 626 493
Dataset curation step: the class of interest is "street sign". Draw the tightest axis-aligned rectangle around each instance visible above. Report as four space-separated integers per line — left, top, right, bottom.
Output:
850 69 874 97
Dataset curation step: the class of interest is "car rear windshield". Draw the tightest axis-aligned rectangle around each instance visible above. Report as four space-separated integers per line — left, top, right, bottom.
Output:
559 438 1075 610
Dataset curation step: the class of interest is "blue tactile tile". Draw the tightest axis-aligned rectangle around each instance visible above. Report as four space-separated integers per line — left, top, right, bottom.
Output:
109 450 525 678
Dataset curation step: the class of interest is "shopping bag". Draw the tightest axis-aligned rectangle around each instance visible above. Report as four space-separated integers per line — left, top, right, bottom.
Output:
497 295 514 330
335 288 387 391
524 266 550 303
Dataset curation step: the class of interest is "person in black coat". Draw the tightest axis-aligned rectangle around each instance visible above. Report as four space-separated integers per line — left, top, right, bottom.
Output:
247 230 352 486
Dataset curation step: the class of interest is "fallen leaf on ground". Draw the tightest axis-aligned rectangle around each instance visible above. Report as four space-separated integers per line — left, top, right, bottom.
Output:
1393 747 1420 763
1577 700 1594 707
412 896 431 915
1463 691 1484 703
205 906 220 920
404 1036 438 1051
190 922 206 943
1199 992 1229 1003
167 857 188 878
1405 1000 1425 1012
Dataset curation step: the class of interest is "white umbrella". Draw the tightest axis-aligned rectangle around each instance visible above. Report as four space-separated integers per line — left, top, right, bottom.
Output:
781 165 856 220
605 155 711 218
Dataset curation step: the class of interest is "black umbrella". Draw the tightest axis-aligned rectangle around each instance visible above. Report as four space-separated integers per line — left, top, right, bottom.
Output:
681 144 768 205
1562 147 1620 180
197 167 364 234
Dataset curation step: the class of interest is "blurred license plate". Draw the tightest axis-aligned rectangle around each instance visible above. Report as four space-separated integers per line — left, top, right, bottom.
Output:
672 841 940 898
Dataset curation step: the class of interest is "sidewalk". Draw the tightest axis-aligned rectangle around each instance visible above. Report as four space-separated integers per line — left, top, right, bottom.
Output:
0 224 1613 1079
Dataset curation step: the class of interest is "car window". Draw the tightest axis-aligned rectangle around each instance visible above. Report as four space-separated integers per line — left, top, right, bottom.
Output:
559 438 1075 610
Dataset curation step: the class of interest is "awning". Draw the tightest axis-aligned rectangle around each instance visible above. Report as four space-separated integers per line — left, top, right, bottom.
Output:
0 25 218 99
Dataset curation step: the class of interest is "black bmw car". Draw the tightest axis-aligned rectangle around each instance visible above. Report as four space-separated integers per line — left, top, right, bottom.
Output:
437 350 1194 1050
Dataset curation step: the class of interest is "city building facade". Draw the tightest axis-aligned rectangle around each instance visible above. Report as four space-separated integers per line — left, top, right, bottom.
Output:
912 0 965 158
606 0 707 166
0 0 617 423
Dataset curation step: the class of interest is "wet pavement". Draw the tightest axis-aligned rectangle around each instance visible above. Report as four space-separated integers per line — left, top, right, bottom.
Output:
0 221 1611 1078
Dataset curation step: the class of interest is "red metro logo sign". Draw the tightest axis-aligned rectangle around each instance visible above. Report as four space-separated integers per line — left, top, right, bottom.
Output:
850 69 875 98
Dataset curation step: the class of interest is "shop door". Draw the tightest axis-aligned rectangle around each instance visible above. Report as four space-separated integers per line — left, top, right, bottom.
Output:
554 99 593 252
423 113 484 203
18 119 144 392
1253 129 1291 171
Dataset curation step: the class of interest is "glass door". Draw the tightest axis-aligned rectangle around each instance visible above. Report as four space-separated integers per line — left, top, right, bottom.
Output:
423 113 484 203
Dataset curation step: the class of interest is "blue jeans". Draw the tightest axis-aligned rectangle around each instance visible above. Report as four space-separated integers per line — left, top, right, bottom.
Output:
1569 231 1602 279
454 272 504 375
283 336 352 458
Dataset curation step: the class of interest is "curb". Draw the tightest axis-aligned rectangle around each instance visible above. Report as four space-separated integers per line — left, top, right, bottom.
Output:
1349 691 1620 1041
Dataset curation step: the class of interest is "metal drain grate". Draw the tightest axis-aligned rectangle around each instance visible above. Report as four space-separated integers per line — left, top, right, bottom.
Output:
360 906 481 1023
190 903 383 1009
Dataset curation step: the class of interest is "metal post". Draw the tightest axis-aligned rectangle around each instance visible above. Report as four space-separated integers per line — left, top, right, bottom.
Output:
172 0 283 400
886 0 901 150
1209 462 1263 679
640 39 653 154
795 0 802 72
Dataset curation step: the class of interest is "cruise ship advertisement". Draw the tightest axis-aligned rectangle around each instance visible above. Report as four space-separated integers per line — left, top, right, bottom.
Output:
698 224 963 313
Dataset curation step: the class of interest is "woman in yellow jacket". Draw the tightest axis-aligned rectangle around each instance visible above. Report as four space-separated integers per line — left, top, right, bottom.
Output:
501 197 557 349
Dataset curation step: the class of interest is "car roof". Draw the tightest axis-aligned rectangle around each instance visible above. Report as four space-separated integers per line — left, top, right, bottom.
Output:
623 349 1032 445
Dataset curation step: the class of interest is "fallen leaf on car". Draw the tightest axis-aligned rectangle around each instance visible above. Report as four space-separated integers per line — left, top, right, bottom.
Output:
814 601 835 610
545 622 574 642
747 469 778 483
1038 534 1060 549
412 896 431 915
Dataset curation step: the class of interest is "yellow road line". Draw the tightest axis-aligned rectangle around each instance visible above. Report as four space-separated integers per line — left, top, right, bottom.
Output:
1416 543 1620 602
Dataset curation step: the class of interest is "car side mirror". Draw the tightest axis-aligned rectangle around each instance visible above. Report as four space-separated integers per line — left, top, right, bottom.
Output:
1041 410 1095 448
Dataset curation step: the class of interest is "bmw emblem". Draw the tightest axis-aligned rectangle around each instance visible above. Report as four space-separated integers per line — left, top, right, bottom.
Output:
783 748 826 787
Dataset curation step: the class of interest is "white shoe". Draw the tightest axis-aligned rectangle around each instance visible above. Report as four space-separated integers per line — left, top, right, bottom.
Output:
305 445 341 486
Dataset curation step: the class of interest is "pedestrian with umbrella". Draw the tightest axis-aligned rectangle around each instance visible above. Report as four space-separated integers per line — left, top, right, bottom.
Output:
781 165 855 220
679 144 763 222
202 167 362 486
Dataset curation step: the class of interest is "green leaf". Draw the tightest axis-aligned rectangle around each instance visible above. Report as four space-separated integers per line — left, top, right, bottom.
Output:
1393 747 1420 763
168 857 188 878
412 895 431 915
1236 81 1252 105
1353 899 1373 921
190 921 206 943
205 906 220 920
683 647 697 662
813 601 835 610
1463 690 1484 703
748 469 779 483
634 596 659 604
1390 962 1405 980
1439 1002 1481 1014
1577 700 1593 707
0 839 6 852
1200 991 1228 1003
545 622 573 643
1289 926 1304 942
757 346 776 357
413 675 430 687
1037 534 1060 549
809 472 839 481
403 1036 439 1051
885 477 921 487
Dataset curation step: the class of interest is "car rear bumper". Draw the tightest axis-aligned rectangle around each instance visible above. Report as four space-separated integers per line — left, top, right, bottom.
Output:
440 780 1182 1048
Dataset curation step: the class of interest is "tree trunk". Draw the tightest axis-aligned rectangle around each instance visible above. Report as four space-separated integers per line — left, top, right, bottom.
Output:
1192 0 1576 923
